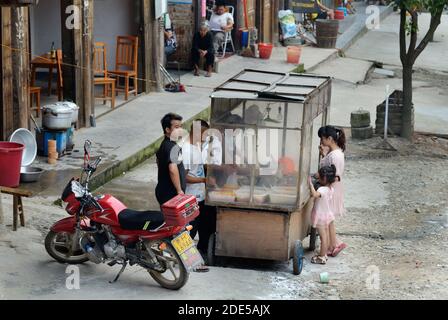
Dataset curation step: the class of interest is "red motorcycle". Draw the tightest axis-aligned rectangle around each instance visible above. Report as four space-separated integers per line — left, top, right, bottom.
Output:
45 141 203 290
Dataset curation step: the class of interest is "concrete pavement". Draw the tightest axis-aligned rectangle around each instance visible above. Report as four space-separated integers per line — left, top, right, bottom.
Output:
347 11 448 72
336 3 394 51
2 135 447 299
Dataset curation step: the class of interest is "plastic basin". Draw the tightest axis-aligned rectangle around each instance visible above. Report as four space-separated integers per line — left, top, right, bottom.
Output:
9 128 37 167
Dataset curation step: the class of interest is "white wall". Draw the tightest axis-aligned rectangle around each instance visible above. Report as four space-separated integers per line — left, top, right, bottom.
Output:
30 0 62 57
94 0 140 69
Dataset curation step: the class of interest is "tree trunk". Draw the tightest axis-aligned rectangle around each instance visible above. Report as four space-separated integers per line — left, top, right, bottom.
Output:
401 64 414 140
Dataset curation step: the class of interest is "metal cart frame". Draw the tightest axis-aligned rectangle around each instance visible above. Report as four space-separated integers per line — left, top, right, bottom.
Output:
205 69 331 274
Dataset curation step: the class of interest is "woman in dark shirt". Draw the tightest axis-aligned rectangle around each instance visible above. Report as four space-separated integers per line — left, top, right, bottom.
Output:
192 22 215 77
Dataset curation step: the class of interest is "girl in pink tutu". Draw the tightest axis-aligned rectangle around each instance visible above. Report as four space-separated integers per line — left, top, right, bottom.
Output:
309 165 337 264
318 126 347 257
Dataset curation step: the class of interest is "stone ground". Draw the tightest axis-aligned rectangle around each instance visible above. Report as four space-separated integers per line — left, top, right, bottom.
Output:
1 134 447 299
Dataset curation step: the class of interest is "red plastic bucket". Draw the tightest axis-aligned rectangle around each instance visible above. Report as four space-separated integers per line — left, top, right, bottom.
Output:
258 43 274 59
0 142 24 187
335 10 345 20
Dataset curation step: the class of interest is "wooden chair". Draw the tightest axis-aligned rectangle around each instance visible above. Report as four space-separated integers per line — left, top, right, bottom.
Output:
0 186 33 231
108 36 138 100
29 86 41 117
93 42 116 108
56 49 63 101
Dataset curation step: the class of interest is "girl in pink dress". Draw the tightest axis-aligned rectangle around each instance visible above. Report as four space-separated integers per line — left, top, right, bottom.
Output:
309 165 337 265
318 126 347 257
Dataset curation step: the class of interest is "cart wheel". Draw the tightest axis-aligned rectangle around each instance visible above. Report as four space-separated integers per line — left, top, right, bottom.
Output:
293 240 304 275
207 233 216 267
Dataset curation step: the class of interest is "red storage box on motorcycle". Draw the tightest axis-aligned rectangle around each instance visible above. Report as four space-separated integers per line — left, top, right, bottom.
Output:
161 194 200 227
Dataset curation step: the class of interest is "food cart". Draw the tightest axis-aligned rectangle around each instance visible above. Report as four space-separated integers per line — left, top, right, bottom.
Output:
204 69 332 275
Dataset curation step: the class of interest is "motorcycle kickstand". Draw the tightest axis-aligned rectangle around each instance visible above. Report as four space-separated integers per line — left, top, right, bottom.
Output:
109 261 127 284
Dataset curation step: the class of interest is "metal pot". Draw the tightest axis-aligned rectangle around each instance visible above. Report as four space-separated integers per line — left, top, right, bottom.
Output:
20 166 44 183
42 103 73 130
59 101 79 123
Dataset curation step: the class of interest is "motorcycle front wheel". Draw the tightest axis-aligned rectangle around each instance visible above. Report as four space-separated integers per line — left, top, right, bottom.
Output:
146 241 189 290
45 230 89 264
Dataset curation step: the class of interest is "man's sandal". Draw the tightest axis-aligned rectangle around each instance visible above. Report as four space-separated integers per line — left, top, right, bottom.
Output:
311 255 327 265
193 265 210 273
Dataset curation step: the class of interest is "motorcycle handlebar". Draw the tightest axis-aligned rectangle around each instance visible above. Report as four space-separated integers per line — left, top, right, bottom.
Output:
85 157 102 175
79 192 103 214
90 196 103 212
92 157 102 169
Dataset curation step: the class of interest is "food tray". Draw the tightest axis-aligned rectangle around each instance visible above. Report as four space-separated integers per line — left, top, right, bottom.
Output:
208 191 235 203
253 193 269 204
235 189 250 202
271 186 297 194
269 193 297 205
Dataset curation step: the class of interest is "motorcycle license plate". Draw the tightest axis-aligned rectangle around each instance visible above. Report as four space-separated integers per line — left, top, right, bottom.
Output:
171 232 204 271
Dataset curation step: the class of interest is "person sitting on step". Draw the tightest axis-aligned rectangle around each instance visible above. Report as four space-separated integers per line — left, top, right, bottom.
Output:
191 22 215 77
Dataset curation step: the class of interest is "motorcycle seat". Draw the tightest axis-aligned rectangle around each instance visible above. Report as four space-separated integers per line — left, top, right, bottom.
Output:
118 209 166 231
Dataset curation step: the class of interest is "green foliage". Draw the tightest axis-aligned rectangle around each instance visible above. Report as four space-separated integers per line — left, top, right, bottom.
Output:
394 0 447 14
405 18 418 35
396 0 446 35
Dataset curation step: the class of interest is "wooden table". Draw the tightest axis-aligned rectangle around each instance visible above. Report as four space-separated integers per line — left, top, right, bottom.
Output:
31 53 57 96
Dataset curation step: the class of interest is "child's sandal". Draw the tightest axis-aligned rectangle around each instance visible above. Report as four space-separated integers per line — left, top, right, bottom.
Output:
331 243 347 257
311 255 327 265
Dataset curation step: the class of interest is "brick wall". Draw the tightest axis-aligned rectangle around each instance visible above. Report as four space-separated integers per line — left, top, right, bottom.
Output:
168 3 196 69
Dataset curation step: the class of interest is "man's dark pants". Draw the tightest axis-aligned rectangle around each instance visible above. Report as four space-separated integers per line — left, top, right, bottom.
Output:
190 201 217 253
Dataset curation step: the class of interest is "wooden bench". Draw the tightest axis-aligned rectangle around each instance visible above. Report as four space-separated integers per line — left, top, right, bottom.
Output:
0 186 33 231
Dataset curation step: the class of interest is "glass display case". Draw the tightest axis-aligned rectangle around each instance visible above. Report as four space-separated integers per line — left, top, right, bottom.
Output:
205 69 332 212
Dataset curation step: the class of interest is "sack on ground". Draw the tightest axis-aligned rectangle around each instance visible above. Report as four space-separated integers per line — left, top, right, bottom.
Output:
279 10 297 39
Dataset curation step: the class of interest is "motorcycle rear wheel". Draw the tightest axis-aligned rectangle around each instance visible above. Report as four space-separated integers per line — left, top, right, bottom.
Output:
45 230 89 264
147 241 189 290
